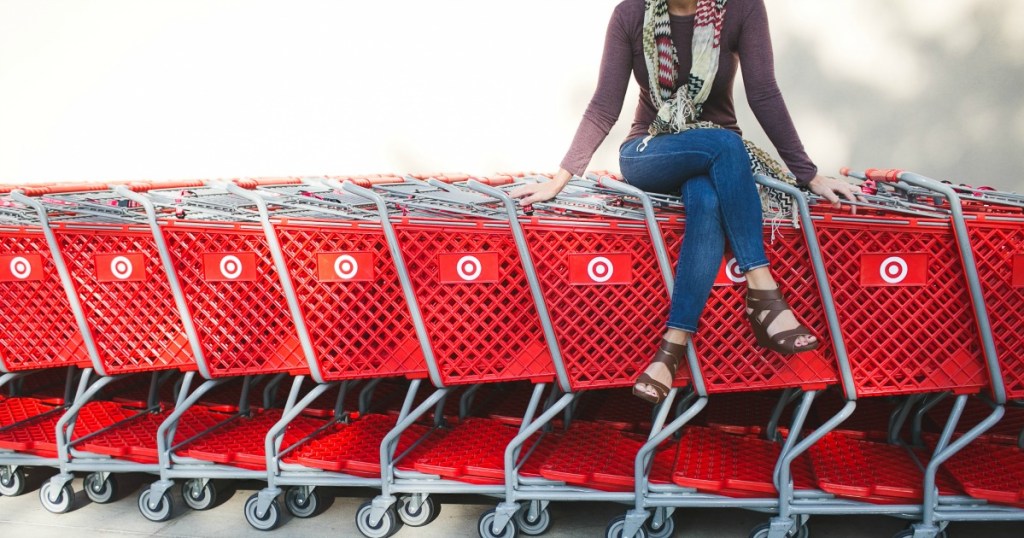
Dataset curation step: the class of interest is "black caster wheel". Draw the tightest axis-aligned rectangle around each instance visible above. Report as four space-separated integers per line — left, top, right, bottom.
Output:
479 508 518 538
0 467 26 497
605 515 648 538
514 505 551 536
181 479 218 510
285 486 322 518
84 473 118 504
39 481 74 514
244 493 283 531
398 494 439 527
138 489 174 522
645 513 675 538
356 500 402 538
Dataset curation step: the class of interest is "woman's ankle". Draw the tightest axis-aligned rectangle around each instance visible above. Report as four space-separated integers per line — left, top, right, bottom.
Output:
663 328 690 346
744 266 777 290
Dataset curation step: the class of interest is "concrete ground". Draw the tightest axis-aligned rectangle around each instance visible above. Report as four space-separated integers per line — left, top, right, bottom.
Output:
0 474 1021 537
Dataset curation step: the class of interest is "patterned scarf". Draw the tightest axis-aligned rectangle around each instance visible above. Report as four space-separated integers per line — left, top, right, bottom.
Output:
640 0 796 216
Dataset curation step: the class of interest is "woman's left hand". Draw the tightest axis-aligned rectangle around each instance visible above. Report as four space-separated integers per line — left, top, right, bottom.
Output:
806 174 864 210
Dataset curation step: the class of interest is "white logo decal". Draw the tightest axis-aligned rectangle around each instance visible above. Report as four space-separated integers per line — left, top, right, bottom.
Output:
219 255 243 280
10 256 32 279
456 255 482 281
726 258 746 283
110 256 134 280
333 254 359 280
587 256 614 283
880 256 909 284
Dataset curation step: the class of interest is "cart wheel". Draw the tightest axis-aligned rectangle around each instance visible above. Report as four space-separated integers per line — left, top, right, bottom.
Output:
182 479 217 511
84 473 118 504
645 513 675 538
397 494 439 527
138 489 174 522
514 505 551 536
356 501 402 538
749 522 808 538
285 486 322 518
605 516 648 538
39 481 74 514
478 509 518 538
0 467 26 496
893 529 947 538
244 493 282 531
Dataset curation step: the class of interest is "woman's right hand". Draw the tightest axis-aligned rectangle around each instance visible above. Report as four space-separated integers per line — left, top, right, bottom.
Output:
508 168 573 206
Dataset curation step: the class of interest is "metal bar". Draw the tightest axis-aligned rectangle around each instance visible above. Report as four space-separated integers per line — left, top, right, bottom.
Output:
10 191 108 377
335 180 444 388
755 175 856 400
464 179 571 393
113 186 213 379
226 183 323 384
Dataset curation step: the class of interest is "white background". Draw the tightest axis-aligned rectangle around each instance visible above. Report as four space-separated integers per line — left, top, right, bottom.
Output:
2 0 1023 190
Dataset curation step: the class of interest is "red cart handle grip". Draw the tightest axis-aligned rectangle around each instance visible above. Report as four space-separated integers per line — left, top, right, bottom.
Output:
476 175 515 186
841 167 903 183
233 177 303 189
20 183 108 196
346 176 404 188
124 180 206 192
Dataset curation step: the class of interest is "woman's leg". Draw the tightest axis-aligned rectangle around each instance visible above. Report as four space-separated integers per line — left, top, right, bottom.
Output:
632 176 726 399
620 130 817 398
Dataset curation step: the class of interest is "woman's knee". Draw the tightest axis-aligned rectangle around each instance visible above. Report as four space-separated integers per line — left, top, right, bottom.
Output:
707 129 747 159
682 177 721 216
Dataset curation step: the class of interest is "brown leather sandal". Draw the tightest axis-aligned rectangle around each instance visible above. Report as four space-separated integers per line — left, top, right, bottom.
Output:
746 288 820 355
632 338 687 404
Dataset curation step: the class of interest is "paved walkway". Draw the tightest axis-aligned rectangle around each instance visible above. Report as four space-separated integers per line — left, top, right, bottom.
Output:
0 475 1021 537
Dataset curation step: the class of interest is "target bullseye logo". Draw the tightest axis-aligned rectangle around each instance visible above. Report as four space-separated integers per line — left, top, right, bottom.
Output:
95 253 147 282
1 254 43 282
861 253 928 287
317 252 373 282
568 253 631 285
725 258 746 283
110 256 134 280
456 255 482 281
439 252 500 284
713 256 746 286
219 255 243 280
879 256 909 284
334 255 358 280
202 252 257 282
10 256 32 279
586 256 614 283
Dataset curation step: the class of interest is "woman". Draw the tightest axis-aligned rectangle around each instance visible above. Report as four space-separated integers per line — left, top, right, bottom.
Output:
510 0 860 404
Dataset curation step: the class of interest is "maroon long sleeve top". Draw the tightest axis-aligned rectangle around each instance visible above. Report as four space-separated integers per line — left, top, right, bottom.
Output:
560 0 818 185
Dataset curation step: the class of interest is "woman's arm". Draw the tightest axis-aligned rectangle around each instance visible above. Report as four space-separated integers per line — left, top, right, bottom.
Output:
512 4 635 205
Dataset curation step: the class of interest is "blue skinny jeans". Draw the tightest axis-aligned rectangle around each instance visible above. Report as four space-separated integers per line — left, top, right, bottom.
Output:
619 128 769 333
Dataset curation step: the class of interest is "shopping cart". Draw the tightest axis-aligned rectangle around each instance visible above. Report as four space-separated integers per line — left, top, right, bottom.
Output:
0 184 95 499
522 174 845 538
196 176 437 530
111 178 329 522
762 168 1006 538
6 181 238 513
326 175 582 538
853 171 1024 534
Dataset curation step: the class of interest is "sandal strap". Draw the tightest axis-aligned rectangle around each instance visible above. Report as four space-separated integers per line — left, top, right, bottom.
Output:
650 339 686 377
746 287 785 301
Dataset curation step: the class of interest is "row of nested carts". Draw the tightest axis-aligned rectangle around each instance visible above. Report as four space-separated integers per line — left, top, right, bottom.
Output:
0 169 1021 538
